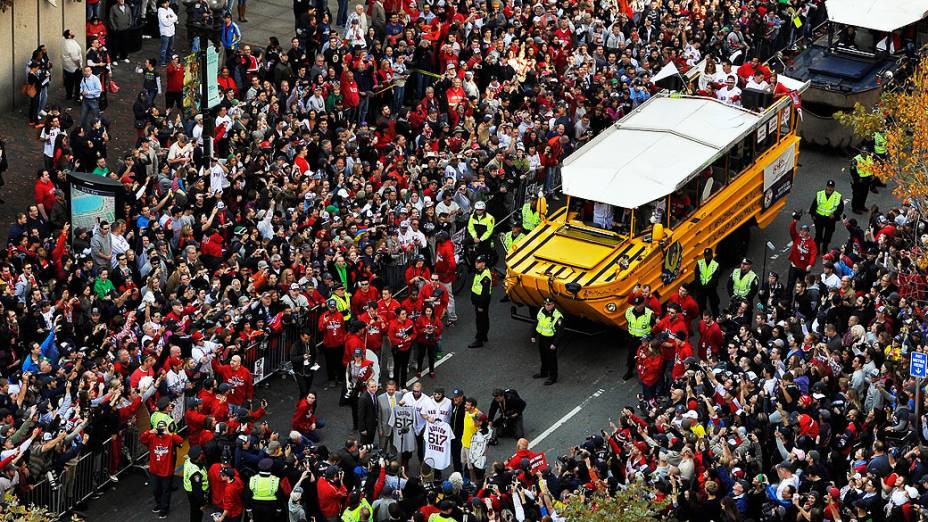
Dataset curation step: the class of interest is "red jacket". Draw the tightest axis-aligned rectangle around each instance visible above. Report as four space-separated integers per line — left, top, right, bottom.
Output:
388 318 416 351
139 430 183 477
201 232 224 258
505 449 538 470
341 73 360 108
788 220 818 271
34 179 56 212
667 292 700 323
210 360 254 406
418 283 449 320
671 341 694 380
351 285 380 316
291 398 317 434
208 463 229 507
434 240 456 283
185 408 208 446
343 333 367 366
166 62 184 92
317 477 348 517
636 348 663 387
697 320 724 359
222 476 245 516
377 298 401 324
358 311 385 351
319 310 347 349
415 315 443 345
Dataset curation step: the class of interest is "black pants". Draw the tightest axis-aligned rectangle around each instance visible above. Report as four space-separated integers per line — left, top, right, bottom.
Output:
111 30 128 60
787 265 807 297
851 179 871 213
392 348 410 386
625 335 640 376
165 90 183 111
451 439 463 473
63 69 81 99
322 346 342 383
295 371 313 397
696 286 720 317
538 336 558 380
252 501 277 522
813 214 836 253
492 415 524 438
187 491 205 522
416 342 437 374
474 303 489 342
152 474 173 515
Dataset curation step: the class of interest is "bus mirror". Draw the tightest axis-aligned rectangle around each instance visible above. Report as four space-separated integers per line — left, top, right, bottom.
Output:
652 223 665 243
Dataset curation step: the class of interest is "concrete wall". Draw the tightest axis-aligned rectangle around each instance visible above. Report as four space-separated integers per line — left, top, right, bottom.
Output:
0 0 86 113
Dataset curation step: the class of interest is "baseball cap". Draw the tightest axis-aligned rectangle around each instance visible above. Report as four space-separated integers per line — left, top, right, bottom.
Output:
452 388 464 397
290 283 300 290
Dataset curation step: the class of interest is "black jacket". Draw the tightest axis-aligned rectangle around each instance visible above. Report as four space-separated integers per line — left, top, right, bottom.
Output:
357 391 378 437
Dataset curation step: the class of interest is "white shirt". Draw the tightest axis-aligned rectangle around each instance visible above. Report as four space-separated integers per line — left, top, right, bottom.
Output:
62 38 83 73
158 7 178 37
592 202 614 229
401 391 428 434
423 420 455 470
716 85 742 106
110 233 131 264
821 272 841 291
420 396 452 424
745 78 771 92
41 127 60 158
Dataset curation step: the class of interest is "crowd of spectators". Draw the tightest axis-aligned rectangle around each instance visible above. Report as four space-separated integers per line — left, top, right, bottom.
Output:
15 0 928 520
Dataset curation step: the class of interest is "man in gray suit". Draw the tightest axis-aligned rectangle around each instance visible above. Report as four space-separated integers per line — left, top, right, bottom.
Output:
377 380 401 452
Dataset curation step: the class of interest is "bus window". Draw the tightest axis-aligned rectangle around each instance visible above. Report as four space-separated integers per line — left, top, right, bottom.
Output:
756 115 776 156
669 176 700 228
779 105 792 135
633 199 665 236
701 156 727 203
728 138 753 180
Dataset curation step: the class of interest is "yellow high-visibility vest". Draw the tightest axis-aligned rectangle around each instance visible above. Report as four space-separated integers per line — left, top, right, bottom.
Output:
535 308 563 337
332 292 352 321
521 203 540 231
467 213 496 242
182 459 208 493
874 132 886 155
731 270 757 298
854 154 873 178
815 190 842 217
249 474 279 501
696 259 718 286
471 269 492 296
625 307 652 338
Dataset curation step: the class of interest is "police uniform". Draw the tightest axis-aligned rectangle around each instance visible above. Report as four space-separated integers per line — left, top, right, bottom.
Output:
248 458 281 522
623 298 654 380
331 285 352 321
532 299 564 385
521 200 540 232
469 257 492 348
851 151 873 213
693 249 720 316
467 206 496 261
182 447 208 522
808 180 843 252
727 259 759 304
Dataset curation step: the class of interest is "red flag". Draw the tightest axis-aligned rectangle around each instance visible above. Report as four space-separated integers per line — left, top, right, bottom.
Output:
619 0 634 18
788 90 803 121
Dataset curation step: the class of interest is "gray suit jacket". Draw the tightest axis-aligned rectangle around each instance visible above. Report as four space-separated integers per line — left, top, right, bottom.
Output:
377 392 399 437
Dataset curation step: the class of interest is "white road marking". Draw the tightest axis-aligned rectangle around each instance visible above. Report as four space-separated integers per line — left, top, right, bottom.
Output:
405 352 455 387
529 387 606 450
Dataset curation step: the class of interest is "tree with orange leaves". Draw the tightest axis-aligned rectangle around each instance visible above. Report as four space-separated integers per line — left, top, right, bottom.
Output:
835 58 928 206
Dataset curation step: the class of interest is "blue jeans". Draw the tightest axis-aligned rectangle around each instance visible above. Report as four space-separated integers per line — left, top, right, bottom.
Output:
358 94 369 123
336 0 348 26
191 35 201 53
81 98 100 129
37 86 48 117
223 0 234 15
159 35 173 65
392 84 405 112
86 1 102 19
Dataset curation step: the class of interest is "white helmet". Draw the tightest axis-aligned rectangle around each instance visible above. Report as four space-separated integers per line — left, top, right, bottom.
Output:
474 201 486 211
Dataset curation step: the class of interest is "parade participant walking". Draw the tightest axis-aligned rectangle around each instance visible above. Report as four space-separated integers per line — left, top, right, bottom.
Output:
531 297 563 385
727 258 759 304
468 255 492 348
346 348 375 431
387 308 415 386
210 354 253 407
183 446 209 522
787 212 818 293
808 179 843 252
319 299 347 387
623 295 655 381
433 231 457 325
466 201 496 262
415 304 443 378
218 467 245 522
141 420 184 519
850 146 874 214
248 458 283 522
290 330 317 397
357 379 379 445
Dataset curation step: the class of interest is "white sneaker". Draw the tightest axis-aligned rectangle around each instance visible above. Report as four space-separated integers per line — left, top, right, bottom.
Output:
142 34 152 39
124 58 130 63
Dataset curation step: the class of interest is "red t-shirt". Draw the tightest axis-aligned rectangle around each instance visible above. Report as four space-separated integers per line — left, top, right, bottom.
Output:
222 476 245 516
139 430 183 477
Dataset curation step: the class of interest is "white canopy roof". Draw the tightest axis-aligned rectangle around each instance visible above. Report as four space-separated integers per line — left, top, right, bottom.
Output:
561 96 760 209
825 0 928 32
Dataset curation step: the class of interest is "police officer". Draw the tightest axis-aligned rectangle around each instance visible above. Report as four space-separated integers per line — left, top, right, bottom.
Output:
150 396 177 433
467 201 496 262
727 258 759 304
248 458 282 522
531 297 564 385
331 283 352 321
469 255 492 348
182 446 208 522
692 248 720 316
872 130 887 189
808 179 843 253
623 295 655 381
521 194 540 232
502 221 525 253
851 146 874 214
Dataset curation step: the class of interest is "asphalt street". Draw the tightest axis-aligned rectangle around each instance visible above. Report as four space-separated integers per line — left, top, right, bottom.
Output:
81 146 897 521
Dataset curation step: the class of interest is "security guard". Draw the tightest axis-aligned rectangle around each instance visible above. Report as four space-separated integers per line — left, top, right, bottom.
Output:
727 258 759 303
331 283 352 321
692 248 720 316
502 221 525 253
467 201 496 261
531 297 564 385
182 446 208 522
248 458 282 522
808 179 843 253
521 194 541 232
872 130 887 188
150 397 177 433
623 295 655 381
851 146 874 214
469 255 492 348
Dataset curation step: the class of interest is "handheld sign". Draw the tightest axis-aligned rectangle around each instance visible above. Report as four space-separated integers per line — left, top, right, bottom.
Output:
911 352 927 379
